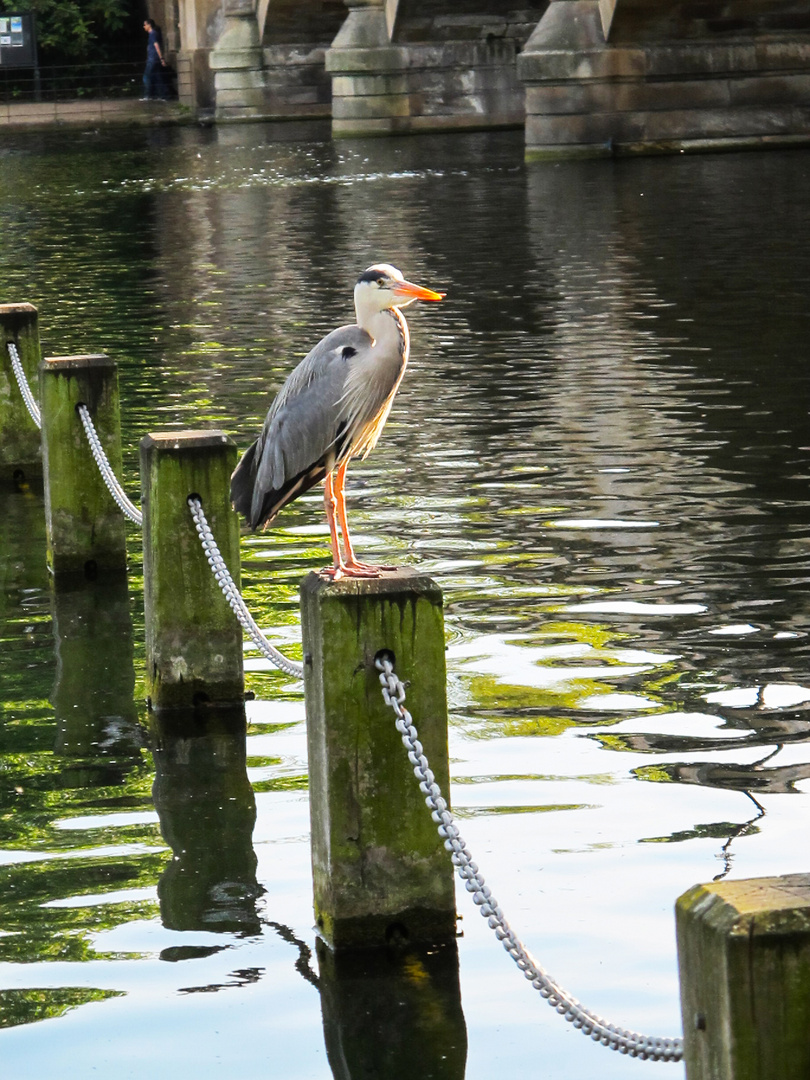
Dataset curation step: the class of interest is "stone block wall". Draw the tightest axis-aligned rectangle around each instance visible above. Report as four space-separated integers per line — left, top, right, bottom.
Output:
519 0 810 156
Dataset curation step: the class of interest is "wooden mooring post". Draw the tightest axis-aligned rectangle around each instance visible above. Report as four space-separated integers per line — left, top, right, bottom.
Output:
140 430 243 712
40 354 128 578
300 568 456 950
0 302 42 484
677 873 810 1079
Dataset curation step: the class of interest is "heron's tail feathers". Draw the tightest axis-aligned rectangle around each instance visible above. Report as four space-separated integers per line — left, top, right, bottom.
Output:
230 440 264 529
231 439 329 531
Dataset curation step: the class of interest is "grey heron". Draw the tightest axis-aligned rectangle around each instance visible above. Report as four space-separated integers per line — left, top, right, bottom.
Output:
230 263 445 578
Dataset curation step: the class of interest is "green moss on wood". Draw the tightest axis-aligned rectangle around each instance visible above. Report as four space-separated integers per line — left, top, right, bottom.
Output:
141 431 243 711
301 569 456 948
677 874 810 1080
40 355 127 576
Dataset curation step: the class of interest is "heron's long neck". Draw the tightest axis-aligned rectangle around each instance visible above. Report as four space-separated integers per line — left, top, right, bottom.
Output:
361 307 410 367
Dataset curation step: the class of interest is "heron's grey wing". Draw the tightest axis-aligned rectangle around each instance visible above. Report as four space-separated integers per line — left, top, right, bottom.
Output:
230 325 372 529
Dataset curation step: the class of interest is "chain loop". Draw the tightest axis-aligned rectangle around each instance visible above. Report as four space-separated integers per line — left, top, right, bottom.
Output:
76 404 143 525
188 496 304 679
375 655 683 1063
7 342 42 429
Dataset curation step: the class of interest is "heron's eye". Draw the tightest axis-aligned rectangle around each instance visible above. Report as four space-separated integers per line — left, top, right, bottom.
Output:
376 277 386 287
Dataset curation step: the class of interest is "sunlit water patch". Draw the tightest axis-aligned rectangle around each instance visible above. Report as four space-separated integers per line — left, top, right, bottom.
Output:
1 125 810 1078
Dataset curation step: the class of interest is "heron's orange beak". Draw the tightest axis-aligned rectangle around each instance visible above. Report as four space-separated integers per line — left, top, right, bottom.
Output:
393 279 445 302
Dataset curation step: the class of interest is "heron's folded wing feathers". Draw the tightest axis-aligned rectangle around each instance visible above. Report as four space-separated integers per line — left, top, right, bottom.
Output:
232 325 373 529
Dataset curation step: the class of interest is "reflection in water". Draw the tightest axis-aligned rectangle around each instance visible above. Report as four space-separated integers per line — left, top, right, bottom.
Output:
713 792 767 881
51 572 141 758
0 126 809 1077
150 708 262 936
317 939 467 1080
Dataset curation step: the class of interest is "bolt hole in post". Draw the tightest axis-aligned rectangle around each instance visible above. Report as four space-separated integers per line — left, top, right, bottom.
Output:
375 647 396 670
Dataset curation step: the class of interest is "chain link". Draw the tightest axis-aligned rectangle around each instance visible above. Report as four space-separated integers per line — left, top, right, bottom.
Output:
7 342 42 429
375 655 683 1063
188 496 305 680
76 404 143 526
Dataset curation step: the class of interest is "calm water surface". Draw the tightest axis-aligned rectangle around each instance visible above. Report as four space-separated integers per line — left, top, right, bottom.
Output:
1 124 810 1079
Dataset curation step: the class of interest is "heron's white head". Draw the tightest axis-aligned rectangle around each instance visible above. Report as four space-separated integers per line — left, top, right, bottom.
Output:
354 264 444 325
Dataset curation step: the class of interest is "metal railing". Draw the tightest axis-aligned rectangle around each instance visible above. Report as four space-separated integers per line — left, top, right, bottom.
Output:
0 61 174 104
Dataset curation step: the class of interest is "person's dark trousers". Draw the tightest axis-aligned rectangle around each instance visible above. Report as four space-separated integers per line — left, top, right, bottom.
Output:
143 60 167 100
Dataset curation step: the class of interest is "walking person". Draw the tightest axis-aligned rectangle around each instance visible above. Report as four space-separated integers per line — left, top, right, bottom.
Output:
141 18 168 100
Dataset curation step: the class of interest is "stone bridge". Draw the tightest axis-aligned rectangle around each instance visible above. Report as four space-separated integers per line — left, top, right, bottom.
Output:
151 0 810 155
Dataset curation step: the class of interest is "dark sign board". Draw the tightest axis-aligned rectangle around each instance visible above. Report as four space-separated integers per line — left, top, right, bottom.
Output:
0 12 37 68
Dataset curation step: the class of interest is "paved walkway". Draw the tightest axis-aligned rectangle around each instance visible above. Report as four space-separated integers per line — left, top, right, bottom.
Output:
0 98 192 129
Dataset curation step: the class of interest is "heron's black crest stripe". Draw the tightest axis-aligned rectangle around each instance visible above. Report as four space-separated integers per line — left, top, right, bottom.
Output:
357 269 383 285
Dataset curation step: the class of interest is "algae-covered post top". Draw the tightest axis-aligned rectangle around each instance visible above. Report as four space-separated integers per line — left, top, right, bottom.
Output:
40 354 127 577
677 873 810 1080
140 430 243 712
301 567 456 950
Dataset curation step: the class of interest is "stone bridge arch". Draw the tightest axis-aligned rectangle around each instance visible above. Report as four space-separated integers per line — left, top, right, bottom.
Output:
171 0 547 122
159 0 810 156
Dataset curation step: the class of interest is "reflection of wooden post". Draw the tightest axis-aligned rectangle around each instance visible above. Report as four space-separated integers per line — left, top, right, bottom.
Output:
51 572 140 757
677 874 810 1080
140 431 243 711
0 303 42 483
40 355 127 578
300 569 456 949
317 938 467 1080
151 708 260 934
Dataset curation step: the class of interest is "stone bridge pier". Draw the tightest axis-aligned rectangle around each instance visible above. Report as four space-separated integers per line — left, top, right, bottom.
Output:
156 0 810 155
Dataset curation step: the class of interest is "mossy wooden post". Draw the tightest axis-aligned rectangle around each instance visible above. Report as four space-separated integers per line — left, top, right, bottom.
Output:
141 430 243 711
300 568 456 949
677 873 810 1080
0 303 42 483
40 355 128 578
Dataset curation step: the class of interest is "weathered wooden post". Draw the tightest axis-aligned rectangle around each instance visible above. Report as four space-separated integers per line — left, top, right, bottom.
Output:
300 568 456 949
140 430 243 711
677 873 810 1080
0 302 42 484
40 355 128 578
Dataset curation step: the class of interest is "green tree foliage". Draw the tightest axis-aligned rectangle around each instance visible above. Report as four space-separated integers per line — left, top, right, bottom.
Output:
0 0 144 62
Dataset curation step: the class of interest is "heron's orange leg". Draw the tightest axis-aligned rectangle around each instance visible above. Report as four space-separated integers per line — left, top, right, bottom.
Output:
321 469 378 579
322 472 347 578
334 461 397 575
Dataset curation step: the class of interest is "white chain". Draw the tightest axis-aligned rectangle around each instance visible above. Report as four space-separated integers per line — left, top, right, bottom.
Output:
375 655 683 1063
7 341 42 429
77 404 144 526
188 496 304 680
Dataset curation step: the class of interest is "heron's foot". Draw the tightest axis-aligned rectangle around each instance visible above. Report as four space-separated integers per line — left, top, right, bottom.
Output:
320 562 381 581
345 559 393 575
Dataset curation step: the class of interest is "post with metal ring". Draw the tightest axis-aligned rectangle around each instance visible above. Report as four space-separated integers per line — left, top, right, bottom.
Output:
40 354 128 578
299 568 456 950
140 430 243 712
0 302 43 485
677 873 810 1080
